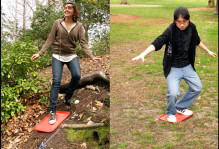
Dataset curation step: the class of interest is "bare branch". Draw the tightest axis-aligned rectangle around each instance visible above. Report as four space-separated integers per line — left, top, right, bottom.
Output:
40 0 46 5
26 1 34 12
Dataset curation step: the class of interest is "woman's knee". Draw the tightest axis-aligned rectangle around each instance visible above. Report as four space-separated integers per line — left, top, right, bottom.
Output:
72 72 81 80
52 79 61 86
167 92 179 99
193 84 203 93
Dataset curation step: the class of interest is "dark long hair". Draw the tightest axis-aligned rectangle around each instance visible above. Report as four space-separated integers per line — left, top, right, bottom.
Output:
173 7 190 22
62 2 80 22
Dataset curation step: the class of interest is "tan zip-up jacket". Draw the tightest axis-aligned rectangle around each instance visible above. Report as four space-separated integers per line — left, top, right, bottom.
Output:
38 18 94 59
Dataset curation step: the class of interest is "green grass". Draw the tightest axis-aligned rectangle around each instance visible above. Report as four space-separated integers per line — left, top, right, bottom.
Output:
111 130 118 135
117 143 128 148
111 0 207 7
65 126 109 148
110 0 218 148
110 0 218 46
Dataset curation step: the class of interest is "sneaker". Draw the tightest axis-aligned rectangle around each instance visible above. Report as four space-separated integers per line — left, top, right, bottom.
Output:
65 99 71 105
167 114 177 123
176 109 193 116
49 111 56 124
65 99 79 105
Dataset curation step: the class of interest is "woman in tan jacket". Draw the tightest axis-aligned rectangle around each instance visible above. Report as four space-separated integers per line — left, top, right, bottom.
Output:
31 1 101 124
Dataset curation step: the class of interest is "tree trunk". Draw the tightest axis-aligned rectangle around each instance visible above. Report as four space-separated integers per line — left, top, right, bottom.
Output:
215 0 218 15
85 26 89 42
13 0 18 42
208 0 215 7
121 0 128 4
59 71 110 93
23 0 26 35
33 0 46 18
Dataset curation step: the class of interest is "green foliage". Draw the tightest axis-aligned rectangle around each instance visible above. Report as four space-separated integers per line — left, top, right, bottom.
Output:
1 86 26 123
1 40 50 123
66 126 109 147
21 4 63 50
117 143 128 148
76 0 110 30
1 41 49 85
76 0 110 56
91 29 110 55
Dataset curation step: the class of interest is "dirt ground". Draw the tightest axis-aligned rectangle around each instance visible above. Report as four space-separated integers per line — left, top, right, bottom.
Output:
110 4 162 8
1 55 110 149
188 7 216 11
110 14 141 23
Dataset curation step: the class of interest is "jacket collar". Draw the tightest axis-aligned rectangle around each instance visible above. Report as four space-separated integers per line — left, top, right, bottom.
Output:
59 17 77 33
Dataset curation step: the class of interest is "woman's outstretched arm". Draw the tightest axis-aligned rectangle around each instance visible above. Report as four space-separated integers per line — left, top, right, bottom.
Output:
132 45 156 62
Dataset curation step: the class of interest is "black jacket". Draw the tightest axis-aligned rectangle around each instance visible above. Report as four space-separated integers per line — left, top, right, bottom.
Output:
151 22 201 77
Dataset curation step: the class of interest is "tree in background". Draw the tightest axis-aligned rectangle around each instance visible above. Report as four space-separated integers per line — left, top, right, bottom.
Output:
215 0 218 15
74 0 110 42
208 0 215 7
1 7 14 41
121 0 129 4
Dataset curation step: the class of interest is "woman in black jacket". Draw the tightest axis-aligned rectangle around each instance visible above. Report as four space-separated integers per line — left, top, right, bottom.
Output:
132 7 217 123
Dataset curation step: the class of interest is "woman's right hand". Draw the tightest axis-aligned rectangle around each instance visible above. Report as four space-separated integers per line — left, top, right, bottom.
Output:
31 53 40 61
132 54 145 62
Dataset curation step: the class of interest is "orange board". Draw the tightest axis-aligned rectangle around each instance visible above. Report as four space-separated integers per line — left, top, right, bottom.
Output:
34 111 70 133
159 113 193 123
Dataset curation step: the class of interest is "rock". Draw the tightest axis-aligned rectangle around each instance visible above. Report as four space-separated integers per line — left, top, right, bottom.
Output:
87 120 94 125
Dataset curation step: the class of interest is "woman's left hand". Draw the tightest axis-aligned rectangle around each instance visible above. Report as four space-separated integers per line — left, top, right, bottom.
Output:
92 57 102 61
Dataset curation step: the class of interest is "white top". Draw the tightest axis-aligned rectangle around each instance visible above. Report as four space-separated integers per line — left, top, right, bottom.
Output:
52 21 77 62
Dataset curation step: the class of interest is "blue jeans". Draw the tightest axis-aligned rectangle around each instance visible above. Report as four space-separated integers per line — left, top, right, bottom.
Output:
49 57 81 113
166 64 203 115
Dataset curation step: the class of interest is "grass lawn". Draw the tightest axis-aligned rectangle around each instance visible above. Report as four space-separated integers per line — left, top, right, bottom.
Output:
110 0 218 148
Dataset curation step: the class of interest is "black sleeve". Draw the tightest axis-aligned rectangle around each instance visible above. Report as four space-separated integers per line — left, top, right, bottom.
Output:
151 26 171 51
190 23 201 45
194 25 201 45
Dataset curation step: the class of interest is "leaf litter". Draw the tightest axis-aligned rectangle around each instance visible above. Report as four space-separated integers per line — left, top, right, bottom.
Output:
1 55 110 149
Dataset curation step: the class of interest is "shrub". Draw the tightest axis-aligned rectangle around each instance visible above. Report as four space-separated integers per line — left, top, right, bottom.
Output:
1 40 50 123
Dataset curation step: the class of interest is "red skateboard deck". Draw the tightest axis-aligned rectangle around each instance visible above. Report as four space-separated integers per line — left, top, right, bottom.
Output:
34 111 70 133
159 113 193 123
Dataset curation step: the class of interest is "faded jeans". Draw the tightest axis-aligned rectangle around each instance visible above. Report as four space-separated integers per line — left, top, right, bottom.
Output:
49 57 81 113
166 64 203 115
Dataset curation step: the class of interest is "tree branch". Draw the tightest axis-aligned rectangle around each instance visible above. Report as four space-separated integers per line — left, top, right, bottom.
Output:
59 71 110 93
61 123 105 129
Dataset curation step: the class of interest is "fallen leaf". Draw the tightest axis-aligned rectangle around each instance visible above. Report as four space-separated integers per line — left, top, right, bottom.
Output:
92 107 97 112
81 142 87 148
95 86 100 92
86 117 92 122
39 111 45 114
6 130 12 136
86 85 96 91
13 129 19 135
95 101 103 108
78 113 84 120
28 128 32 133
